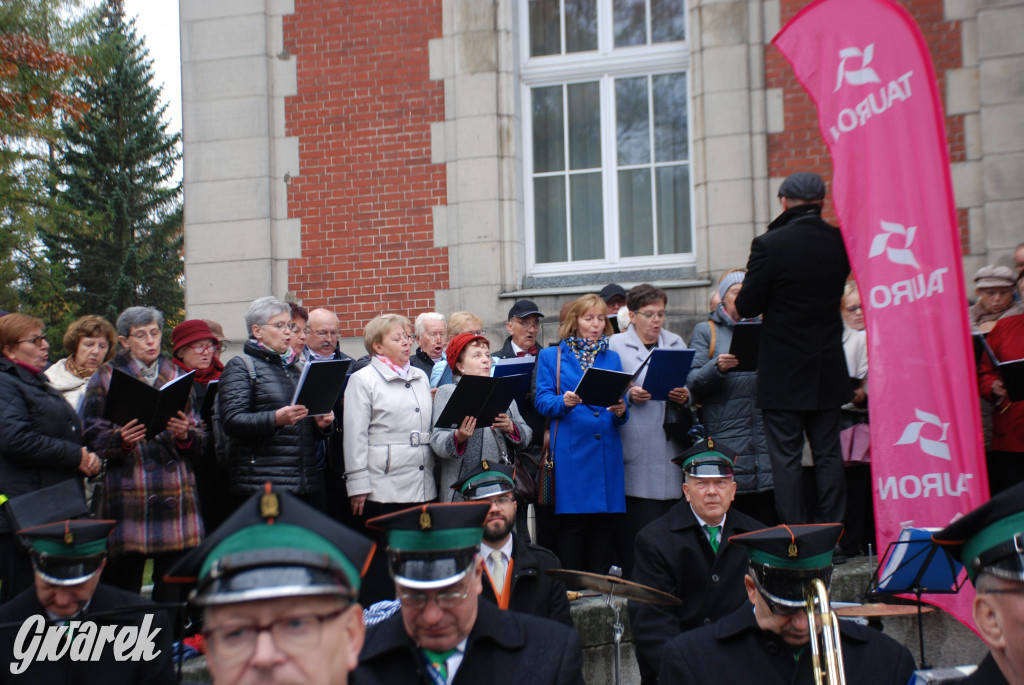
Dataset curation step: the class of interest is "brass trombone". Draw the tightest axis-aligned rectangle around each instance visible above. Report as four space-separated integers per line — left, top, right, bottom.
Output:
806 577 846 685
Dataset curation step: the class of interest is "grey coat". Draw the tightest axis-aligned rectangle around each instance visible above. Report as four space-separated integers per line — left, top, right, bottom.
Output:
688 308 772 494
430 379 532 502
608 326 688 501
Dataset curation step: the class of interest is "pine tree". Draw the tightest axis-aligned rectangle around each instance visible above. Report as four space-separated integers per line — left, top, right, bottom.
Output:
44 7 183 331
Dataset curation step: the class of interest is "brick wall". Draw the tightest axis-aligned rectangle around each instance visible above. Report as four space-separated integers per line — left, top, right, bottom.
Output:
282 0 448 334
765 0 966 247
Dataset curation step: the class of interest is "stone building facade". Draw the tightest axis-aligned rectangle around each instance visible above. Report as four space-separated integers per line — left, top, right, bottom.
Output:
180 0 1023 355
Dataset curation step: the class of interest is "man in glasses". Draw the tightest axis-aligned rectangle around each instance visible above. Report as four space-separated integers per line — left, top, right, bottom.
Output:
659 523 915 684
451 462 572 626
933 481 1024 684
0 518 174 683
166 484 374 685
355 502 584 684
630 438 763 684
410 312 448 376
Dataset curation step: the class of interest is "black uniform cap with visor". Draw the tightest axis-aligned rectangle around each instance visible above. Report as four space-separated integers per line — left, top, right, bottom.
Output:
933 480 1024 585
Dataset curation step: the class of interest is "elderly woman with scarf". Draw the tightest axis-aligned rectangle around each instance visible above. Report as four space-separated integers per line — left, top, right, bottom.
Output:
534 293 628 573
688 270 775 525
45 315 117 411
81 306 203 602
217 297 334 510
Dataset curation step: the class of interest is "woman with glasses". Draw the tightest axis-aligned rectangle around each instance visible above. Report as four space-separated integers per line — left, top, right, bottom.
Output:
608 284 691 578
218 296 334 510
0 314 102 602
688 270 776 525
81 306 203 601
343 314 435 604
838 282 873 556
44 315 117 412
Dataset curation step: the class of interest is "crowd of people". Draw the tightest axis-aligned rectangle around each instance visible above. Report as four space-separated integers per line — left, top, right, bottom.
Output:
0 173 1021 684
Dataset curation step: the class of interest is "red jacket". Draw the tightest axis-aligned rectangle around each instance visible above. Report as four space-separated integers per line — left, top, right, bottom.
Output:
979 314 1024 453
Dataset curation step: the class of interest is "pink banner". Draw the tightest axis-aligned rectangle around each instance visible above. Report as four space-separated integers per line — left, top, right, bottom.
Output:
773 0 987 629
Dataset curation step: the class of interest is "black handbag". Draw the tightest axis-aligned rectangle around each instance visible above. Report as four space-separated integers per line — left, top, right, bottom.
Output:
662 400 694 444
5 478 90 533
490 427 539 502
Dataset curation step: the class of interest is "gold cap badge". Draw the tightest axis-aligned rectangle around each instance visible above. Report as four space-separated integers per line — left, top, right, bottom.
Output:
788 543 799 558
260 492 280 519
419 511 432 530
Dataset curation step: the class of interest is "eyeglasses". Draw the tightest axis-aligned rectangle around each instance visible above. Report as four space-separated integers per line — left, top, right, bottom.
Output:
215 342 228 353
398 582 472 610
979 587 1024 596
128 329 161 341
488 496 515 506
17 334 48 347
635 310 667 320
844 304 863 313
388 334 416 343
189 343 215 353
423 331 447 341
202 607 349 664
512 318 540 330
756 586 801 616
263 322 300 332
464 329 486 336
307 329 341 339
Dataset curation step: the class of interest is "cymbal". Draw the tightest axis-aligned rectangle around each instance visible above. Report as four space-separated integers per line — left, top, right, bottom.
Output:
546 569 682 606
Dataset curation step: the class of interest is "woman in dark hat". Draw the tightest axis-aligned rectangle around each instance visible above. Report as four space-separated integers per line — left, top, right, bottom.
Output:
429 332 531 501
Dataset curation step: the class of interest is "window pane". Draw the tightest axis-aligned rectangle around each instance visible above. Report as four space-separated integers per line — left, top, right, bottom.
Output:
616 76 650 166
568 82 601 170
653 73 687 162
613 0 646 47
656 165 691 254
651 0 685 43
570 173 604 260
533 86 565 173
566 0 598 53
529 0 561 57
619 169 653 257
535 176 568 263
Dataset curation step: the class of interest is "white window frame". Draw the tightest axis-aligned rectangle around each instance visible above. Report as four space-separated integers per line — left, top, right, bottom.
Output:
520 0 694 277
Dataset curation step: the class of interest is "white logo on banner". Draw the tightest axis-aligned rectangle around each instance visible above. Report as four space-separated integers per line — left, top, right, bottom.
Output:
834 44 882 92
894 408 949 460
10 615 163 674
869 220 920 269
878 409 974 500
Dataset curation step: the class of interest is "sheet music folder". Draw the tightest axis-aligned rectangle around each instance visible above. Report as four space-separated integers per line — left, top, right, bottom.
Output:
103 368 195 440
434 374 532 429
291 359 352 415
641 349 696 401
729 322 761 372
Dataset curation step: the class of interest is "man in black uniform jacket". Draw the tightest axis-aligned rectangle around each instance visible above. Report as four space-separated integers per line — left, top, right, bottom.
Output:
735 172 852 526
166 484 376 685
451 461 573 627
353 502 584 685
0 518 174 685
629 438 764 683
933 481 1024 685
659 523 916 684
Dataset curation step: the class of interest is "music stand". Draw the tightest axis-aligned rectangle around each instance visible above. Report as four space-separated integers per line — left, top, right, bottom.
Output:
863 527 965 668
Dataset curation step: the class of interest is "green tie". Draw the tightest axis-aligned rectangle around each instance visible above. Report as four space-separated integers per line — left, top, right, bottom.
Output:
704 524 721 553
422 647 457 681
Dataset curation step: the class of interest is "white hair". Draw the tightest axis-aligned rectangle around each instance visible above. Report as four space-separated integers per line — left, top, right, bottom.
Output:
414 312 446 337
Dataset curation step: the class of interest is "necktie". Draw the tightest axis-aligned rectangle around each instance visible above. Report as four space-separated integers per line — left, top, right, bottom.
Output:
422 647 457 682
515 347 539 357
490 550 506 592
704 524 721 554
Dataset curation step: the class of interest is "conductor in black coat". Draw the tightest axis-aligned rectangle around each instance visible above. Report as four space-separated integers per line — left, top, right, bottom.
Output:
354 502 584 685
629 439 764 683
735 172 852 525
0 519 173 685
659 523 916 685
451 462 573 627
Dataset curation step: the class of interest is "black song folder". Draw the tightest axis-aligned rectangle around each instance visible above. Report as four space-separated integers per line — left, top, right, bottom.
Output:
291 359 352 415
434 374 532 429
103 368 195 440
573 367 635 408
729 322 762 372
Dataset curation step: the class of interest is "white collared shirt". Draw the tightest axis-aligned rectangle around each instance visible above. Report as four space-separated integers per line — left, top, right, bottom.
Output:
481 535 514 581
691 505 727 547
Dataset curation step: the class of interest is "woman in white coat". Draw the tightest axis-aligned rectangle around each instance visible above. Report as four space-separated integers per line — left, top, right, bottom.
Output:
343 313 434 603
608 284 690 578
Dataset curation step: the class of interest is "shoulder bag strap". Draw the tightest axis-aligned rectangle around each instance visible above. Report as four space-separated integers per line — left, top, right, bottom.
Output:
549 348 562 458
708 321 716 360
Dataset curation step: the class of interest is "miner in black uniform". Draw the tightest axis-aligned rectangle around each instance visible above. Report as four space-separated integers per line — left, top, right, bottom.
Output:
353 502 584 685
451 461 573 627
0 518 174 685
933 481 1024 685
629 438 764 683
166 484 375 685
659 523 916 684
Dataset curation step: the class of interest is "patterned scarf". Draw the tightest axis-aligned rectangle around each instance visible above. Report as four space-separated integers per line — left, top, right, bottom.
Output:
65 355 99 380
376 354 411 379
566 335 609 370
172 357 222 385
254 339 296 366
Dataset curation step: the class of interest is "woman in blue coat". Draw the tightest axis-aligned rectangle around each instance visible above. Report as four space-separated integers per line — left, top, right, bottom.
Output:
534 294 628 573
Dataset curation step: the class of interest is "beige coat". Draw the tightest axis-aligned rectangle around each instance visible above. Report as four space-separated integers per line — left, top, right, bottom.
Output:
44 358 90 412
342 357 436 503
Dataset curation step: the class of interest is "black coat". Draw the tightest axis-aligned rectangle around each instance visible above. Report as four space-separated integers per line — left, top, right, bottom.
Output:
353 599 585 685
218 342 327 495
479 534 573 627
734 204 852 411
0 583 174 685
659 602 917 685
410 348 436 377
960 654 1008 685
629 500 763 683
0 358 83 533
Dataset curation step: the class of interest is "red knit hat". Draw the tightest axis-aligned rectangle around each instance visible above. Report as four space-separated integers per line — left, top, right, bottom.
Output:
172 319 217 354
445 333 489 373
